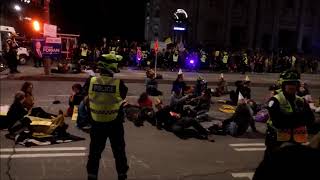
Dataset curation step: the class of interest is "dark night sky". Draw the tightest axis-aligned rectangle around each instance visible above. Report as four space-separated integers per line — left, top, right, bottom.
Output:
51 0 146 43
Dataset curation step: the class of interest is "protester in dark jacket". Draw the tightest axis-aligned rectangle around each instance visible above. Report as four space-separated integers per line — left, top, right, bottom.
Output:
170 88 191 114
21 82 55 118
145 69 162 96
67 83 84 116
155 100 214 141
172 72 187 95
6 91 31 137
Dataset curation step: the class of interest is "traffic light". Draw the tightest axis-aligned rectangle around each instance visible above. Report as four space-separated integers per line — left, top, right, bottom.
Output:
33 20 40 31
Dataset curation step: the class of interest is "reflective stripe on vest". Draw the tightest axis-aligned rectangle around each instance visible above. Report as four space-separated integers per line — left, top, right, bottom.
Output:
88 76 122 122
269 92 308 143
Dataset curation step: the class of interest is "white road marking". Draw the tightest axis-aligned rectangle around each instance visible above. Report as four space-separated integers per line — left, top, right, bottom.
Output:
229 143 265 147
231 172 254 179
234 148 266 152
0 153 87 159
0 147 86 152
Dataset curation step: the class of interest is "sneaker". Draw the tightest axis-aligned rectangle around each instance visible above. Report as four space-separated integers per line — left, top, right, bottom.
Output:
81 125 91 130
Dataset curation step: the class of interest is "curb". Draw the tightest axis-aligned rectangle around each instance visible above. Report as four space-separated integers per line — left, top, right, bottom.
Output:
3 75 320 88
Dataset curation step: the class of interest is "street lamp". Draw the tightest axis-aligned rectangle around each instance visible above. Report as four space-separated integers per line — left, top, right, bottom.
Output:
33 20 41 31
14 4 22 11
21 0 31 4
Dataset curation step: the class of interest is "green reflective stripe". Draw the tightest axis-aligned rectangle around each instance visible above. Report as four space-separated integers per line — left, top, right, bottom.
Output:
91 109 119 115
89 98 121 106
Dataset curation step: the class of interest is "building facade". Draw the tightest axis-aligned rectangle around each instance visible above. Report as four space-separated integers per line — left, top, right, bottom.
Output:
145 0 320 53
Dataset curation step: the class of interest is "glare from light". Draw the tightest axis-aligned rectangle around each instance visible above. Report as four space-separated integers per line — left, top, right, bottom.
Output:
24 17 32 21
177 9 188 18
173 27 186 31
33 21 40 31
14 5 22 11
190 60 194 64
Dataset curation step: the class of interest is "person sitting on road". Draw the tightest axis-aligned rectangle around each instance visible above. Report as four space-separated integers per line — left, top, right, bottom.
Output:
213 73 229 97
145 69 163 96
67 83 84 117
229 79 251 105
170 88 192 114
20 82 56 118
209 98 257 136
6 91 29 133
76 96 92 130
194 75 208 97
185 88 213 122
171 69 188 95
137 92 156 126
190 88 212 112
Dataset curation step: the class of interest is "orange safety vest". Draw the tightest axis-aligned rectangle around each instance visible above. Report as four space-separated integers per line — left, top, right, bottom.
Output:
268 92 308 143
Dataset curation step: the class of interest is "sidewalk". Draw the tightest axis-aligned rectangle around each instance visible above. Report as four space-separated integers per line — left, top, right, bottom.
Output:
1 65 320 87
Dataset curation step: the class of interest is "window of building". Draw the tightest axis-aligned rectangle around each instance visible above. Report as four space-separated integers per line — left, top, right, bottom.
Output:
208 0 216 8
285 0 293 8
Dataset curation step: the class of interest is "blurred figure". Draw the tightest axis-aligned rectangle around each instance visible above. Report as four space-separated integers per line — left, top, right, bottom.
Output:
4 38 19 73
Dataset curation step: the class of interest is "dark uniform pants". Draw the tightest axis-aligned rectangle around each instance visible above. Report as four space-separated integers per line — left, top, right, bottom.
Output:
87 120 129 179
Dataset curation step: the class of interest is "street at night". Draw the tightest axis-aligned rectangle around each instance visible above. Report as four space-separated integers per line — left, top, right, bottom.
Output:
1 0 320 180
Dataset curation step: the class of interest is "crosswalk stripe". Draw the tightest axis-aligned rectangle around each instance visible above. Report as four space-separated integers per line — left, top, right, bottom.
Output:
0 153 87 159
231 172 254 179
234 148 266 152
229 143 265 147
0 147 86 152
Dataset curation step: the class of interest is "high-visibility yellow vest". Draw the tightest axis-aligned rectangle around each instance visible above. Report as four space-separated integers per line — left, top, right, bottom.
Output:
267 92 308 143
142 51 148 59
81 49 88 57
243 53 248 65
222 52 228 64
201 54 207 63
173 53 179 62
88 76 122 122
215 51 220 57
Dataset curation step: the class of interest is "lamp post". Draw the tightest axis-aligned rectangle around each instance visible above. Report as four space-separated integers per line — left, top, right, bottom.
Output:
14 4 22 11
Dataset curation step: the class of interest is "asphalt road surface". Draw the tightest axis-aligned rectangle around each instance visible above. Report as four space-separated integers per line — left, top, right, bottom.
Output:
0 80 319 180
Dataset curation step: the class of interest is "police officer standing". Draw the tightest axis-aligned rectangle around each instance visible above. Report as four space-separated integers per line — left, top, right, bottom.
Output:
84 54 129 180
265 70 314 153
